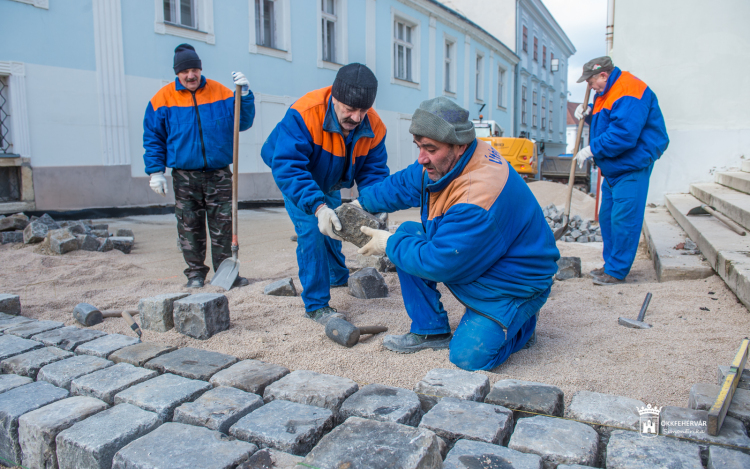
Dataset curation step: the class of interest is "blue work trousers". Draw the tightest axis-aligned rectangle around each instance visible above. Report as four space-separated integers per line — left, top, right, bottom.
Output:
397 266 549 371
284 194 349 313
599 163 653 279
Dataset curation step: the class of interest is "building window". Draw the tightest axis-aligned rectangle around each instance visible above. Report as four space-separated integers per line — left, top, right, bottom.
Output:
542 45 547 69
541 94 546 130
550 53 555 73
521 86 527 125
250 0 291 60
444 40 455 93
321 0 337 63
497 67 505 108
256 0 277 48
533 37 538 62
532 90 537 127
393 19 415 82
522 26 528 52
0 76 10 155
475 54 484 102
155 0 214 44
549 99 553 131
163 0 195 28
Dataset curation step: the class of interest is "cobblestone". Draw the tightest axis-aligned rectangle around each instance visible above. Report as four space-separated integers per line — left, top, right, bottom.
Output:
413 368 490 412
71 363 158 405
173 386 263 433
108 342 176 367
144 347 237 381
419 397 513 446
485 379 564 420
0 374 33 394
31 326 107 351
209 359 290 395
508 415 599 469
138 292 189 332
442 439 543 469
113 373 211 421
4 319 64 338
263 370 358 419
605 429 702 469
173 293 230 340
74 334 141 358
340 383 422 426
37 354 114 390
0 334 44 360
0 346 73 378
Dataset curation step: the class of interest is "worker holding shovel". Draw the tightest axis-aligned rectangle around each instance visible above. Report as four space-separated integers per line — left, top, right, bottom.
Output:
573 56 669 285
143 44 256 289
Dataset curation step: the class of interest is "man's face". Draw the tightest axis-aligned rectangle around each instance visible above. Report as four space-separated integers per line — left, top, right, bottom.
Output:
586 72 609 93
414 135 468 181
177 68 202 92
332 97 369 134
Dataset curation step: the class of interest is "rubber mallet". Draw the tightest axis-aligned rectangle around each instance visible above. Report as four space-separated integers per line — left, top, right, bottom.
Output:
325 317 388 347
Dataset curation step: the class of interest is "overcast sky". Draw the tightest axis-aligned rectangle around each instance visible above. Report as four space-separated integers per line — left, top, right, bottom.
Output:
542 0 608 104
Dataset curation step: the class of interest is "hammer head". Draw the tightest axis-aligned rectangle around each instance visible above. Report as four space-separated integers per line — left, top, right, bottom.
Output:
618 317 652 329
325 318 360 347
73 303 103 327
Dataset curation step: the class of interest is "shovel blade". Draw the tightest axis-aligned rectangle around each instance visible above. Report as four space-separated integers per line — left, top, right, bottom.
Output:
553 215 569 241
687 206 710 216
211 258 240 291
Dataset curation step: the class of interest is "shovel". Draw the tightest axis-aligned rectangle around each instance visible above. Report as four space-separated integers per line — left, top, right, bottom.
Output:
687 204 746 236
211 84 243 290
554 85 592 241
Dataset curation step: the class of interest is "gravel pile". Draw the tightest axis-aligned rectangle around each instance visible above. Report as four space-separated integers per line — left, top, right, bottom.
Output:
542 204 602 243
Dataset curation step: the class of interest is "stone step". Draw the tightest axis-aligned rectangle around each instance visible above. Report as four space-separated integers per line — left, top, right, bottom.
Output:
742 160 750 173
716 171 750 195
666 193 750 309
690 182 750 231
642 207 714 282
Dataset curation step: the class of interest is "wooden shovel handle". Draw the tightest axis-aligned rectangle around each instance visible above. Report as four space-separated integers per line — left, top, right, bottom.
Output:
564 85 592 219
232 84 242 250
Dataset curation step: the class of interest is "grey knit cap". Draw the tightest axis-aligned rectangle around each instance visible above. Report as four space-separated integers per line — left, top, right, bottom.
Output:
409 97 475 145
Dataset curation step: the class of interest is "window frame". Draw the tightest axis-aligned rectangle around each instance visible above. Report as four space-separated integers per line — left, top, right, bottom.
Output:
497 66 506 109
317 0 348 70
155 0 215 44
521 85 527 126
475 52 484 103
533 36 538 62
549 98 554 133
532 89 538 127
542 45 547 69
248 0 292 61
550 52 555 73
541 92 546 130
522 25 528 53
390 8 420 89
443 35 457 95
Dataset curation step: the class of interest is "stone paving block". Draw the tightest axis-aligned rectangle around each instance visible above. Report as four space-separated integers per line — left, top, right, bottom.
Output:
74 334 141 358
77 234 101 251
173 293 230 340
419 397 514 447
263 370 358 418
708 444 750 469
719 366 750 390
1 346 73 378
555 257 582 281
0 316 34 333
263 278 297 296
115 229 134 238
689 383 750 429
301 416 441 468
109 236 134 254
49 228 80 254
138 292 189 332
209 359 290 395
356 254 397 273
73 303 104 327
31 326 107 351
113 373 211 421
4 319 64 338
0 334 43 360
55 403 162 469
443 439 543 469
144 347 238 380
333 203 387 247
413 367 491 412
605 429 702 469
174 386 263 433
660 406 750 454
37 354 114 390
0 216 28 232
555 466 595 469
108 342 176 367
24 219 54 244
97 238 113 252
18 396 109 469
0 295 21 315
485 379 565 420
230 399 334 456
508 415 599 469
71 363 158 405
237 448 303 469
0 381 69 465
0 374 33 394
112 422 256 469
91 229 110 238
348 267 389 299
340 383 422 426
0 231 24 244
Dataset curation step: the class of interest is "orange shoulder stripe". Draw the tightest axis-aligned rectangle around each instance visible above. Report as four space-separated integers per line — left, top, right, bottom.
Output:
150 79 233 110
428 140 509 220
352 108 387 161
593 72 648 114
291 87 346 158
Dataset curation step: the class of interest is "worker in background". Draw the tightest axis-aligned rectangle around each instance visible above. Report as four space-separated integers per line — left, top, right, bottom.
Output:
354 97 559 371
574 56 669 285
261 64 389 323
143 43 256 288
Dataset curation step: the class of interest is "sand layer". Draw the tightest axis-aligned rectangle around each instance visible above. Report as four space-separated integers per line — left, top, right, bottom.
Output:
528 180 597 220
1 206 748 411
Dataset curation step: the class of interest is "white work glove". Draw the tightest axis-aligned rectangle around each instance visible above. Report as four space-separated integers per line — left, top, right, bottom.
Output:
350 200 362 209
232 71 250 96
358 226 391 257
574 103 591 120
575 146 594 169
315 204 342 240
149 172 168 196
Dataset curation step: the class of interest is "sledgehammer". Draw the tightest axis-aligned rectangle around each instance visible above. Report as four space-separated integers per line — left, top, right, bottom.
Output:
618 293 652 329
325 317 388 347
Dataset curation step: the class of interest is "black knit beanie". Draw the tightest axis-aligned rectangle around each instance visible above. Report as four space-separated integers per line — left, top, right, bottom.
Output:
173 43 202 74
331 63 378 109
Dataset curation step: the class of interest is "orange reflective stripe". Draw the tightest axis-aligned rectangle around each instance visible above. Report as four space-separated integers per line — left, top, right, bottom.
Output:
352 109 386 162
150 79 233 111
593 72 647 114
291 86 346 157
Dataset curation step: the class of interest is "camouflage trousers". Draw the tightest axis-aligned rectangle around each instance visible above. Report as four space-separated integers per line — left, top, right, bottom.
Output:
172 167 233 280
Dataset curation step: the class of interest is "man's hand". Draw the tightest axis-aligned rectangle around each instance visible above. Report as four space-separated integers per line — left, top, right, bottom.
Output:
149 172 168 196
358 226 391 257
574 103 591 120
574 146 593 169
349 200 362 209
315 204 342 240
232 71 250 96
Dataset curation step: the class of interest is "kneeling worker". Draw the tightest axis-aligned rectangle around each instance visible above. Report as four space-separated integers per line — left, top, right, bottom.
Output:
355 97 559 371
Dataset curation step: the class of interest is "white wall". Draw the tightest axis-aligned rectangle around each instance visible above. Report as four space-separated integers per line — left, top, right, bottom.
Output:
611 0 750 203
566 124 588 154
437 0 516 52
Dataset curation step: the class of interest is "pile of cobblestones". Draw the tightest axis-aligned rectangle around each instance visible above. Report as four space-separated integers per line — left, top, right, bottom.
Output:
0 292 749 469
542 204 603 243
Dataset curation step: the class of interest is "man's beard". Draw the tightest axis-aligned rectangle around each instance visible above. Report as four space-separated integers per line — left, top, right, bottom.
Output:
340 117 359 127
424 148 456 181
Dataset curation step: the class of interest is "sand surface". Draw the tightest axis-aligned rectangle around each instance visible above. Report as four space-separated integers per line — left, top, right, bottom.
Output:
528 180 597 220
1 203 748 411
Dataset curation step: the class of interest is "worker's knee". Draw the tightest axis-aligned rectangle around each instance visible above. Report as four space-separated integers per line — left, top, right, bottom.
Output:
449 343 507 371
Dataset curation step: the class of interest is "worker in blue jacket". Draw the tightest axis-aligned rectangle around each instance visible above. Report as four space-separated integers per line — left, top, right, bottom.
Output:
143 43 255 288
261 64 389 323
355 97 559 371
574 57 669 285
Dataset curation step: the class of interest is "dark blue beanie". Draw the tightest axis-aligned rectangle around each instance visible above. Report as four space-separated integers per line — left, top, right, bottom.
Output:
331 63 378 109
173 43 202 74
